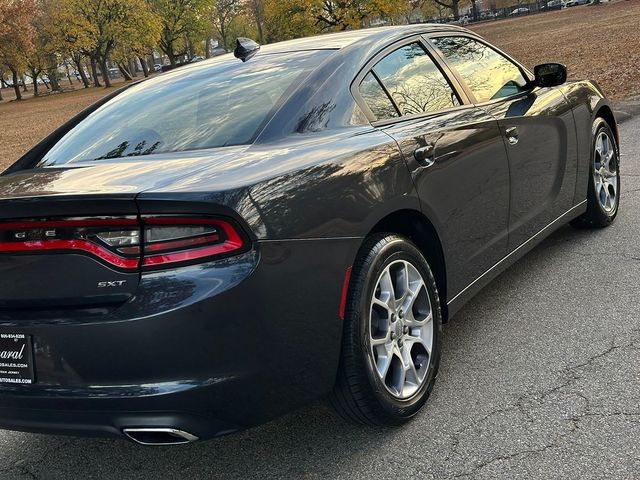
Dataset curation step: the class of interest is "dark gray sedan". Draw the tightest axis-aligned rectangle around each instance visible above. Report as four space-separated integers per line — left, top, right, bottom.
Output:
0 25 619 444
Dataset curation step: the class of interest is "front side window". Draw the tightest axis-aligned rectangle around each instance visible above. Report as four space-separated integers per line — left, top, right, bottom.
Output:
38 50 332 166
432 36 528 103
365 42 460 118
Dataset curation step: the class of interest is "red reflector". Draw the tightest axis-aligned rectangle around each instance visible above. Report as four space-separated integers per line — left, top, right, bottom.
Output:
339 266 353 321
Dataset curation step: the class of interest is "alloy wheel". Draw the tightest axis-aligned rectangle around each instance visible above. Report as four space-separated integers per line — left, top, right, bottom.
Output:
369 260 433 400
593 130 618 213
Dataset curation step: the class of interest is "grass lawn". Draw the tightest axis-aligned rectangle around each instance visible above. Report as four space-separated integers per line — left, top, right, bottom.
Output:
470 0 640 100
1 0 639 172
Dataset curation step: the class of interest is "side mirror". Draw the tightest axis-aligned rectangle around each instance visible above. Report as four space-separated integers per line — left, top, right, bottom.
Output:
534 63 567 88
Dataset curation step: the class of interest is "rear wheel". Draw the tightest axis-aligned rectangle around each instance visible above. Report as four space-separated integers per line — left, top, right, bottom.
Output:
329 234 442 425
571 118 620 228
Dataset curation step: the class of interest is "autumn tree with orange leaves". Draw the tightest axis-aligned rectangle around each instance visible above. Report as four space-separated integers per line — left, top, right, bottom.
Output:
0 0 38 100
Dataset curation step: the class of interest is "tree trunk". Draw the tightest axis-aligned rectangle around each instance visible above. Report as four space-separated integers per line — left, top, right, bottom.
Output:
45 54 61 91
64 63 74 85
168 53 177 67
186 37 194 59
90 57 101 87
100 58 112 87
117 62 133 81
452 1 460 19
75 57 90 88
0 88 3 101
251 0 266 44
21 76 28 92
255 18 265 45
139 56 149 77
31 72 39 97
47 71 60 92
128 58 138 77
11 69 22 100
205 38 212 59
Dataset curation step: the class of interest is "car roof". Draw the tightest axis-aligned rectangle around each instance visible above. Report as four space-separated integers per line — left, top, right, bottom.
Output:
260 24 471 54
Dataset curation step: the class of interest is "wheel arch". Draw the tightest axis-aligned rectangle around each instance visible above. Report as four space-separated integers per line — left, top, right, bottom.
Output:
366 209 449 322
594 104 619 147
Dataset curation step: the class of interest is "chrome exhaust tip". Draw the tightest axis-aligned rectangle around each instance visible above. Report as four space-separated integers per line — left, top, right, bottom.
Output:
123 428 199 446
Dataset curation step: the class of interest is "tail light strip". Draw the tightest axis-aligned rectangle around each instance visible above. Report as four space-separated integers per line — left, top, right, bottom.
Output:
0 239 140 270
0 216 248 272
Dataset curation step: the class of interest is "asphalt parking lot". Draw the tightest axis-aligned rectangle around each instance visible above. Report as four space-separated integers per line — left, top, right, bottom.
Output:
0 115 639 479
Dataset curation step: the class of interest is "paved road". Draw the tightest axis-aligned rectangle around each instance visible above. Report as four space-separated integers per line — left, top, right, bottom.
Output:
1 117 639 480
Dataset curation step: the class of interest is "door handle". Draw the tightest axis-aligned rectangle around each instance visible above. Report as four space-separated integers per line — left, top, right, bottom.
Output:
505 126 519 145
414 144 435 167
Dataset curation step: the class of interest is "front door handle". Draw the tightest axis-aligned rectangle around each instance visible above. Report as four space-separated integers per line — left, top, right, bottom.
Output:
505 126 519 145
414 144 435 167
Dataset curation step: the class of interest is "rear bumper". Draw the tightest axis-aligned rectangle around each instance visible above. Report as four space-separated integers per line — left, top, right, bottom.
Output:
0 238 360 440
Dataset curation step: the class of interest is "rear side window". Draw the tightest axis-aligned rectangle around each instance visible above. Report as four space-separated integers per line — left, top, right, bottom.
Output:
361 42 460 119
38 50 332 166
432 36 528 103
359 72 399 120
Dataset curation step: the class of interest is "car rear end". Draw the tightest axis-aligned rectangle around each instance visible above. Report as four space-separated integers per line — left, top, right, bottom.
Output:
0 186 264 442
0 48 346 443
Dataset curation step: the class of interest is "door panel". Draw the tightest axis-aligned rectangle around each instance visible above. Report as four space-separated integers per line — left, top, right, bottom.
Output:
481 88 577 250
383 107 510 298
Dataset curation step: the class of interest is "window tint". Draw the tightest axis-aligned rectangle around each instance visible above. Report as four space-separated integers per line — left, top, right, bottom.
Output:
359 72 398 120
432 37 528 103
38 51 332 166
371 42 460 116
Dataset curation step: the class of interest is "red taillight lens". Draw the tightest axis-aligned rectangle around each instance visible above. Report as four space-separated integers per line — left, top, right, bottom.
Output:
0 216 248 272
0 217 141 271
141 217 246 270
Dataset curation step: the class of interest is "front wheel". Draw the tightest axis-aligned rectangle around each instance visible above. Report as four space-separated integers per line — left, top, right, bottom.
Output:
329 234 442 425
571 117 620 228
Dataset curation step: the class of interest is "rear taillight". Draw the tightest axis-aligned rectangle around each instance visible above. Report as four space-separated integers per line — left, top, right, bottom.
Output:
141 217 246 270
0 216 248 272
0 217 141 271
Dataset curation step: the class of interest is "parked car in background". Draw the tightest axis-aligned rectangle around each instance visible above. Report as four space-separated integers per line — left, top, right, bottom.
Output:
565 0 589 6
510 7 530 15
0 25 620 444
153 64 163 72
542 0 566 10
450 15 470 25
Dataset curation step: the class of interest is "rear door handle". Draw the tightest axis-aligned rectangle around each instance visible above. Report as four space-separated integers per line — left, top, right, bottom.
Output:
505 126 519 145
414 144 435 168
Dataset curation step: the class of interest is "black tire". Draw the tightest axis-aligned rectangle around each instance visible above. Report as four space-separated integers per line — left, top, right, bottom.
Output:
571 117 620 228
329 234 442 425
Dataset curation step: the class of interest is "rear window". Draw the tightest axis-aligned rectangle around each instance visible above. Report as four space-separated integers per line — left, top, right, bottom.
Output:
38 51 332 166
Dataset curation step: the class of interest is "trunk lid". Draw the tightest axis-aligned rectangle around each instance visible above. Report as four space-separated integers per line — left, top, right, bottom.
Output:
0 148 247 308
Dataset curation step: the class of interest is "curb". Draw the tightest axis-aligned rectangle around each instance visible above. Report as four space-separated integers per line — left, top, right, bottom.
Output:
613 96 640 123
